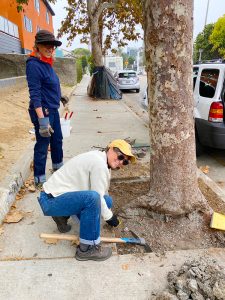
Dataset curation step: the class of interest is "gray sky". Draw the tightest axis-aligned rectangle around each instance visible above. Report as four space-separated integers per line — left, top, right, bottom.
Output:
51 0 225 51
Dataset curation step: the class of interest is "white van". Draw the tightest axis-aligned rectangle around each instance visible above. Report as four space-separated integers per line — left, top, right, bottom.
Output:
194 62 225 155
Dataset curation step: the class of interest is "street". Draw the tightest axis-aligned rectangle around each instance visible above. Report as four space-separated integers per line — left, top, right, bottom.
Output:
120 74 147 111
122 74 225 194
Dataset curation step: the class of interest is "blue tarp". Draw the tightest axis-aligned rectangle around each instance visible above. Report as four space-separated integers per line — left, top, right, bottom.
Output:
88 66 122 100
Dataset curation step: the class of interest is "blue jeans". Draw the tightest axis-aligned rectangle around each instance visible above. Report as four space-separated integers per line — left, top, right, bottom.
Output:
72 195 112 222
29 108 63 184
39 191 113 245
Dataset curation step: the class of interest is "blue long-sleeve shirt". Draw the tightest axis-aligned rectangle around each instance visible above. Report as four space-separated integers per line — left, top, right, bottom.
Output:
26 57 61 109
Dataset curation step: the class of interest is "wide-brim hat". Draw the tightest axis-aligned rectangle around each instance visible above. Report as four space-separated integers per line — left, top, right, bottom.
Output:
35 30 62 46
108 139 136 163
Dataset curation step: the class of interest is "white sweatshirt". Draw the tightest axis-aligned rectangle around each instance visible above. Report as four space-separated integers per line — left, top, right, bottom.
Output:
43 150 113 221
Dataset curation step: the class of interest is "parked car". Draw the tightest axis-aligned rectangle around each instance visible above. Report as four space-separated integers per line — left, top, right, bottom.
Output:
114 70 140 93
194 61 225 156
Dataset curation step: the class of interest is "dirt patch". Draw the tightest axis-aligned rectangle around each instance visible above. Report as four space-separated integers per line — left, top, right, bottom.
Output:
0 85 74 182
109 177 225 256
111 159 150 180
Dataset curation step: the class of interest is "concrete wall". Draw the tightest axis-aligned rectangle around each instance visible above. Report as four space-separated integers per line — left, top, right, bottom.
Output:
0 76 27 92
0 54 27 79
0 54 77 86
54 58 77 86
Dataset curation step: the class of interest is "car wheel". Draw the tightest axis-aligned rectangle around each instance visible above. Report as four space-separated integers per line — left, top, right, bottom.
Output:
195 131 204 157
136 89 140 93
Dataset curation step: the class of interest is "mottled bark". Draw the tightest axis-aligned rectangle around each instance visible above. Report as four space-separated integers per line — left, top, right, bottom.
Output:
87 0 103 66
141 0 207 215
87 0 118 66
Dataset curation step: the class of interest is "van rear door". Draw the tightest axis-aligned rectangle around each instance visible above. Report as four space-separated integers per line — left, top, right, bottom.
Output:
194 66 222 121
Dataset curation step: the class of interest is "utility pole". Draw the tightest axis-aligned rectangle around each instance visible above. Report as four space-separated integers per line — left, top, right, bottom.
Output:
204 0 210 28
136 51 140 73
199 0 210 63
198 48 203 62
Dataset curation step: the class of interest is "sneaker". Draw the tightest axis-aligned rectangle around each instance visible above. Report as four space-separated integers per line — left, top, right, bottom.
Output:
52 216 71 233
75 244 112 261
35 182 44 192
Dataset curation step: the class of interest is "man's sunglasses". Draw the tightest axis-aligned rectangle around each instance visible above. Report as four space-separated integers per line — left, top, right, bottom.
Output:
117 154 129 165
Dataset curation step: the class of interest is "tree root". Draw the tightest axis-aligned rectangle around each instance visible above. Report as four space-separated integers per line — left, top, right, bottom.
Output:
118 189 212 221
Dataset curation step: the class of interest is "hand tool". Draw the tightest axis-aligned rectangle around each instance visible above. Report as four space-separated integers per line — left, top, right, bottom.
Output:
69 111 74 119
129 230 152 253
210 211 225 230
40 233 148 247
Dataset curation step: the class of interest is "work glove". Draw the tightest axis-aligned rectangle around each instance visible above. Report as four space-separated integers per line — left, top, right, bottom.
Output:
38 117 54 137
106 214 120 227
60 95 69 107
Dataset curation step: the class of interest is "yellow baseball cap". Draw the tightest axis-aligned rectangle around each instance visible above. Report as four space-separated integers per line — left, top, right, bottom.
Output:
108 139 136 163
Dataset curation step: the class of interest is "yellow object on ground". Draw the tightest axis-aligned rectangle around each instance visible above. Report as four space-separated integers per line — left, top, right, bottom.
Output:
210 212 225 231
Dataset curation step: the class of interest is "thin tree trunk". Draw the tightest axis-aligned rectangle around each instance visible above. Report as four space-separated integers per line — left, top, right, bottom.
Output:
141 0 207 215
87 0 103 66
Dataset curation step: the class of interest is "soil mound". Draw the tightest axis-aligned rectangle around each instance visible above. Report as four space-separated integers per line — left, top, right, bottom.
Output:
156 258 225 299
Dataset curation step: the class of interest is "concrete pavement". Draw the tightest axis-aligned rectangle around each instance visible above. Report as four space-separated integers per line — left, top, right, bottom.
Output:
1 248 225 299
1 75 225 299
0 75 149 260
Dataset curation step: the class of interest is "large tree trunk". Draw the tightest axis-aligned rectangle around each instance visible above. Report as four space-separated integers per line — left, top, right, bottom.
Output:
142 0 207 215
87 0 103 66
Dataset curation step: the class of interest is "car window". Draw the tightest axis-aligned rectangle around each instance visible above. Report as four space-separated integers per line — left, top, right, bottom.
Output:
118 72 137 78
199 68 219 98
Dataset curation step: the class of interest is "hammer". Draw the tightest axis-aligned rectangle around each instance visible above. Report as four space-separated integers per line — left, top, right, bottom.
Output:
40 233 150 251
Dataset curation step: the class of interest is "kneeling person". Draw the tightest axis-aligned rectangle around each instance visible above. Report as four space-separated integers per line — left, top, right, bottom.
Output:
38 139 136 261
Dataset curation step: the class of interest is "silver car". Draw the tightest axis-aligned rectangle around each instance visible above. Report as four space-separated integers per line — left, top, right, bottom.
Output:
114 70 140 93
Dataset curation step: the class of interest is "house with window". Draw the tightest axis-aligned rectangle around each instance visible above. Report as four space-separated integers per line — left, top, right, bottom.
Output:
0 0 55 54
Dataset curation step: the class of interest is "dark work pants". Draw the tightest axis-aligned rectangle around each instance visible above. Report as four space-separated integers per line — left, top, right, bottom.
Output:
29 108 63 183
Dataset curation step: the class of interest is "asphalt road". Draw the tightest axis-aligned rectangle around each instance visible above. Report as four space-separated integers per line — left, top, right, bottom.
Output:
120 74 147 110
121 74 225 194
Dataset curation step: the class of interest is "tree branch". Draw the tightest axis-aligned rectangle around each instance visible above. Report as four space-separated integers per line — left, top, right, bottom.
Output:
95 1 119 21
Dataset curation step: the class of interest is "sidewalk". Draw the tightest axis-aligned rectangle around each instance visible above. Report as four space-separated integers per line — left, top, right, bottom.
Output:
0 75 149 257
1 75 225 299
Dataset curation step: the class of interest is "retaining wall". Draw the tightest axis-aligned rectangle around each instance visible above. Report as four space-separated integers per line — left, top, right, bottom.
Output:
0 53 77 86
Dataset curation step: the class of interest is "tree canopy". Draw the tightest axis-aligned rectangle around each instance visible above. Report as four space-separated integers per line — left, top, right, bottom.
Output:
16 0 143 51
16 0 143 66
58 0 143 53
193 24 220 63
73 48 91 57
210 14 225 58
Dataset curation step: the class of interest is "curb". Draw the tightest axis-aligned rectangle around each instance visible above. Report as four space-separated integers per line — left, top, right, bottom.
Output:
0 144 33 223
197 169 225 214
122 94 149 126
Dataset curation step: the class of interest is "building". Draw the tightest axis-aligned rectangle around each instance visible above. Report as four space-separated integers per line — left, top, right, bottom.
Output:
127 47 138 58
104 56 123 73
0 0 55 54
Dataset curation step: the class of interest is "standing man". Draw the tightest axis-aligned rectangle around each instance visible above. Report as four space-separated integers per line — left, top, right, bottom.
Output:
26 30 69 232
38 139 136 261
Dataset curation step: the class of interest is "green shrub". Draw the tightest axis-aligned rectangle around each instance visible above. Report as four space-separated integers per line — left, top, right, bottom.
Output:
76 58 83 83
